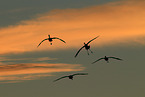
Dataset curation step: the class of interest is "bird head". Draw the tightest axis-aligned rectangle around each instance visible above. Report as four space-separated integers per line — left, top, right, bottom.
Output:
48 35 50 38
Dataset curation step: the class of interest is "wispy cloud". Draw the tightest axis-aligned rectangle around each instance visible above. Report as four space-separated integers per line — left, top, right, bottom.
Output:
0 63 84 83
0 0 145 54
0 57 57 62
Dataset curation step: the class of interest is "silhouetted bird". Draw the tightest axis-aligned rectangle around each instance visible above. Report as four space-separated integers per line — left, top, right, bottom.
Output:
74 36 99 57
53 73 88 82
92 56 122 64
37 35 66 47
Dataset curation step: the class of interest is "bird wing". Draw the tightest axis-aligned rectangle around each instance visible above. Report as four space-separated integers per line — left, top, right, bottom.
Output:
108 57 123 60
53 76 68 82
72 73 88 76
74 46 85 57
37 38 48 48
52 37 66 43
87 36 100 45
91 58 104 64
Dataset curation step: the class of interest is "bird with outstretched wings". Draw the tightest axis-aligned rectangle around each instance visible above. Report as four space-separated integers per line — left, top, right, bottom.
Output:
92 56 123 64
74 36 99 57
37 35 66 47
53 73 88 82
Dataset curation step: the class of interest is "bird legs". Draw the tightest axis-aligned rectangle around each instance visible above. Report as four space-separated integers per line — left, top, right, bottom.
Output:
87 49 93 55
106 60 109 63
87 50 89 55
89 49 93 53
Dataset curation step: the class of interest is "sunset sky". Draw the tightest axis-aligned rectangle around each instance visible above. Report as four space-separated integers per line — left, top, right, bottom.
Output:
0 0 145 97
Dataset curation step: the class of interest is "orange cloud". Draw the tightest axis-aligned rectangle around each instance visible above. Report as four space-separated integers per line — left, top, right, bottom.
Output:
0 63 84 83
0 0 145 54
0 57 57 61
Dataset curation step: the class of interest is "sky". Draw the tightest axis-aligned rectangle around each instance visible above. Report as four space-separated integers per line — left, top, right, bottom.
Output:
0 0 145 97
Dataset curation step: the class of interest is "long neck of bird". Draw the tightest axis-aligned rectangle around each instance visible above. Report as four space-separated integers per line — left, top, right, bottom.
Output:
48 35 50 38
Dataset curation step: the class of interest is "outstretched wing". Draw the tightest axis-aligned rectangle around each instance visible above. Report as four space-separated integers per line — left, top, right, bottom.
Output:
74 46 85 57
53 76 68 82
108 57 123 60
37 38 48 48
72 73 88 76
52 37 66 43
87 36 100 45
91 58 104 64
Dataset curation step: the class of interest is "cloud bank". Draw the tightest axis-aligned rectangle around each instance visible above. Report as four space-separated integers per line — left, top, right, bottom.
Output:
0 0 145 54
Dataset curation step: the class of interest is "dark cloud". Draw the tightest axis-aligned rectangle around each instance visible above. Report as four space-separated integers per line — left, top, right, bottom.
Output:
0 0 119 27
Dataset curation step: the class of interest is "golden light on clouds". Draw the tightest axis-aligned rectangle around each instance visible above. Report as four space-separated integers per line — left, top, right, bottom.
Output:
0 63 84 83
0 0 145 54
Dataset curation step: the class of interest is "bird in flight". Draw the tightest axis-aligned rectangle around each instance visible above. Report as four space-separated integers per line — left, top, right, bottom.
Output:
37 35 66 47
53 73 88 82
74 36 99 57
92 56 123 64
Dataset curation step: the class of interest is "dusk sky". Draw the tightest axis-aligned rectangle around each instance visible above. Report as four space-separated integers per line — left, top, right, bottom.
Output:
0 0 145 97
